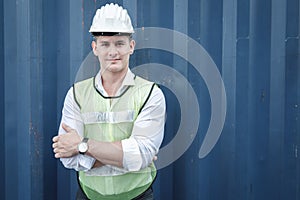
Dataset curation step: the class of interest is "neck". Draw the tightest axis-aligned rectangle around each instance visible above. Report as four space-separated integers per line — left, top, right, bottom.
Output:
101 68 128 96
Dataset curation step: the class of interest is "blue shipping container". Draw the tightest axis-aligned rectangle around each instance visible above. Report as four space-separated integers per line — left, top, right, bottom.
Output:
1 0 299 199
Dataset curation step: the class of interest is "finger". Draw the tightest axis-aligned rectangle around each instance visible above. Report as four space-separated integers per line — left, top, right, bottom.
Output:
55 151 68 158
54 153 60 158
52 142 58 149
62 123 73 133
53 147 60 157
52 136 59 142
153 156 157 161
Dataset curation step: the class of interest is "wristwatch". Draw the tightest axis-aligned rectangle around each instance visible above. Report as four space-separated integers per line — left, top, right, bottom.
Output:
78 137 89 155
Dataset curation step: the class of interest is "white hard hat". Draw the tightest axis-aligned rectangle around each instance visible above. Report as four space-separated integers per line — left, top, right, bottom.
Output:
89 3 134 34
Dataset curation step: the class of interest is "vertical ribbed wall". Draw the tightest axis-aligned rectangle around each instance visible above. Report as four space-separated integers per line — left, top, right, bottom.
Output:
1 0 299 199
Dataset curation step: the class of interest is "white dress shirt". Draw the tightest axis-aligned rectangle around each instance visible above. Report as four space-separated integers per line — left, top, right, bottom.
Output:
59 68 166 173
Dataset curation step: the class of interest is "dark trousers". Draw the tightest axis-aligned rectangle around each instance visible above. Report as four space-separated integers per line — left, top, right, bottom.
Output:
76 186 154 200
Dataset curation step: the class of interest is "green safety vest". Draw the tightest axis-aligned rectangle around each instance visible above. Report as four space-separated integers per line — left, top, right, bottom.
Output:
73 75 157 200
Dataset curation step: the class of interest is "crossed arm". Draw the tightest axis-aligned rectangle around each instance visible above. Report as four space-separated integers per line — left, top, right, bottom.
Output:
52 123 123 168
52 86 165 171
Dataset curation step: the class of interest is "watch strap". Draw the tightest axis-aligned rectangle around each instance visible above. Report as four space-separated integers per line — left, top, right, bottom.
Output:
82 137 89 143
78 137 89 155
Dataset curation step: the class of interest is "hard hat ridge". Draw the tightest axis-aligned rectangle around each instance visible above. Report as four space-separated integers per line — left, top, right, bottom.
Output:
89 3 134 34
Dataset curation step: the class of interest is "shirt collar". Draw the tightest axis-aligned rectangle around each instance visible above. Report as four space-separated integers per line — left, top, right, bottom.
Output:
94 68 135 96
121 68 135 86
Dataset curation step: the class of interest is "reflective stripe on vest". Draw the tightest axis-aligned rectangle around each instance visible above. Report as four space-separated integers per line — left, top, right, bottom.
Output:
82 110 135 124
74 75 157 197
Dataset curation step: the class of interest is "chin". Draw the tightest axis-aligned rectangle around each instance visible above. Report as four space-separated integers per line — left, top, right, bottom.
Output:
108 66 126 73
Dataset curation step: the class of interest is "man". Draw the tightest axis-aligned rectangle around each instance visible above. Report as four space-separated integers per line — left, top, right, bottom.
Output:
52 3 165 200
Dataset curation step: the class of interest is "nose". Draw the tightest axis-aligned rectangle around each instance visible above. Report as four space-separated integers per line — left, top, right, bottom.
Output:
108 46 118 58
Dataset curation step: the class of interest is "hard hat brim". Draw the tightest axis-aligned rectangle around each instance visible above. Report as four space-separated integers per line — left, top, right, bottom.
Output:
91 32 133 37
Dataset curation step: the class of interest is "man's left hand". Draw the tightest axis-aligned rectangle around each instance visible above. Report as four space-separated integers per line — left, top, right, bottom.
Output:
52 123 82 158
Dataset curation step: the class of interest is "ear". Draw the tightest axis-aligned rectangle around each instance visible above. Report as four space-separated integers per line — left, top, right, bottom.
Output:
91 41 98 56
129 39 135 55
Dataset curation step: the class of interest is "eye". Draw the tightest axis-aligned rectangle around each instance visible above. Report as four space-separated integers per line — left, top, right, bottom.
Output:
100 42 109 47
116 41 125 46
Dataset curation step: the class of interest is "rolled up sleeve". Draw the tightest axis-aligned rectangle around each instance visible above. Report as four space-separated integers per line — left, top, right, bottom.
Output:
121 87 166 171
59 88 96 171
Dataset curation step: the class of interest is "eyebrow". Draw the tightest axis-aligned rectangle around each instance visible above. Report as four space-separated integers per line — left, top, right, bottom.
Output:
99 40 126 44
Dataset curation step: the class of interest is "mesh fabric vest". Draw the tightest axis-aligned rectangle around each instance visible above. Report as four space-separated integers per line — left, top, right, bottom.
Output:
73 75 157 200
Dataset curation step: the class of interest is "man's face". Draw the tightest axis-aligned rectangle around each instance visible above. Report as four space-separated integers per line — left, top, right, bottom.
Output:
92 35 135 74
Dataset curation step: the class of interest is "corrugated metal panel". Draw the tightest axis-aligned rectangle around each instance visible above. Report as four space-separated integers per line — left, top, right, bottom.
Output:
1 0 299 199
0 0 4 198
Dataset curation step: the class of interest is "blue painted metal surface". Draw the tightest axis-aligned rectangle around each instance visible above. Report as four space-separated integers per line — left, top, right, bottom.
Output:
0 0 4 198
1 0 299 199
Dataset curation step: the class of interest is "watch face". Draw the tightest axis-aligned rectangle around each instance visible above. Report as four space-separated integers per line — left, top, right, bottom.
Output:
78 142 88 153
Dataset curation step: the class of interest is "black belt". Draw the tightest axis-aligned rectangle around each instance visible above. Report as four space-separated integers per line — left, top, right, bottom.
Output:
76 186 153 200
76 172 154 200
132 186 153 200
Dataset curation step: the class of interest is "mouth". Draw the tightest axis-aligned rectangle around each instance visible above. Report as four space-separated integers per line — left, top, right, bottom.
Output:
107 58 121 62
107 59 121 65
